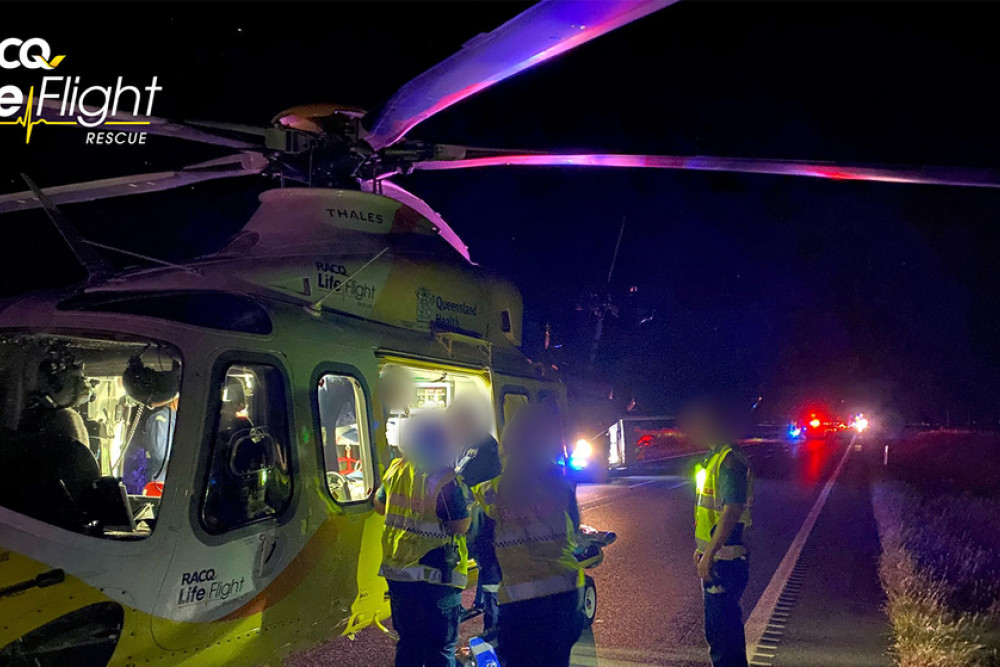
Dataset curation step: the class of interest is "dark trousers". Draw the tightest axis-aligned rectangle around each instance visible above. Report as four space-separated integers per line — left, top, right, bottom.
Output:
468 505 501 638
474 580 499 637
388 580 462 667
703 557 750 667
498 588 584 667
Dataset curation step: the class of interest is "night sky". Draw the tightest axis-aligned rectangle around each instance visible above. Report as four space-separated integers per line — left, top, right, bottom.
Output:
3 2 1000 423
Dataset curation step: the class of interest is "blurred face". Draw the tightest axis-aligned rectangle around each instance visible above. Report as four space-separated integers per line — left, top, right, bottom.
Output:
501 406 561 470
449 409 476 447
448 399 491 446
683 411 722 447
407 414 457 471
680 400 740 447
380 368 414 413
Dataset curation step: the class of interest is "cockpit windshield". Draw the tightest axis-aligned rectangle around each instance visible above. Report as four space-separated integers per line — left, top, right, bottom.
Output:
0 332 182 539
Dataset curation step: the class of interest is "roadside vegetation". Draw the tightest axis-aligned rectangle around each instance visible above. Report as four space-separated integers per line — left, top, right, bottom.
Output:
872 430 1000 667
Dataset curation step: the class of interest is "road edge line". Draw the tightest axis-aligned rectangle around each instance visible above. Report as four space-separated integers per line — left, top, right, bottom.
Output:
743 439 854 661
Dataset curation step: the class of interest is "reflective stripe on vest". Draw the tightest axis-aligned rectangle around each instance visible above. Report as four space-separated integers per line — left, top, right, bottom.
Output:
501 571 581 603
380 458 469 588
379 564 469 588
383 511 452 539
474 477 584 605
694 446 753 560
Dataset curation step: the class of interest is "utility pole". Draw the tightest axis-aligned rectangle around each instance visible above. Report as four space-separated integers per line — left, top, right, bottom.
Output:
589 216 627 371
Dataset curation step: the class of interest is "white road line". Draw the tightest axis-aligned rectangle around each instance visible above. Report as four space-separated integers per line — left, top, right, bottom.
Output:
744 439 854 661
579 477 688 511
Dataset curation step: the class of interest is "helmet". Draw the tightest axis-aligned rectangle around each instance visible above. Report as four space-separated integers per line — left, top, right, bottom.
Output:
123 355 181 407
37 344 89 408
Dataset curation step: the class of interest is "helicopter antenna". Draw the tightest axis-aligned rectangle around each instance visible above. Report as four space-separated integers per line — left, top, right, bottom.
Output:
80 239 200 275
20 173 112 283
20 174 198 277
305 247 389 316
607 215 626 284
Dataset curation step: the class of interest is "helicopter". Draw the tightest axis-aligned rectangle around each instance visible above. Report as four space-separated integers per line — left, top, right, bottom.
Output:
3 1 1000 666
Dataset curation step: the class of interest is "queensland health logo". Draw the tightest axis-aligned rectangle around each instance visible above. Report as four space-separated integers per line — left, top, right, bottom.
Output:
0 37 162 145
415 286 479 329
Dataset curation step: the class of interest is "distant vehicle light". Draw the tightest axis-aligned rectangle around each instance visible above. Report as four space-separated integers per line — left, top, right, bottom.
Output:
809 418 821 428
569 438 593 470
789 426 803 438
854 415 869 433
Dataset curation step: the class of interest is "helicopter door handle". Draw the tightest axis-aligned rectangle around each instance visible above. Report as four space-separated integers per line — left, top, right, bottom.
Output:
263 541 277 566
256 534 283 578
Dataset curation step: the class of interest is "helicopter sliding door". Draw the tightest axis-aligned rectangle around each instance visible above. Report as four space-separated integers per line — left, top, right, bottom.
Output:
309 363 389 639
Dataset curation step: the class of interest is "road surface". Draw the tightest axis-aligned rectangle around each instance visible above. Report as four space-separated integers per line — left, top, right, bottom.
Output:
292 437 891 666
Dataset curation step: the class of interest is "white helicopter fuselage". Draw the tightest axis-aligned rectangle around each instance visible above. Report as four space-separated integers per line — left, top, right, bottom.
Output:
0 188 566 666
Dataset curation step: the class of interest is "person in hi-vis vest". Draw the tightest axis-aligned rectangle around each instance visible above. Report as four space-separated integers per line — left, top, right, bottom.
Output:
449 396 502 636
375 414 471 667
684 398 754 667
473 405 585 667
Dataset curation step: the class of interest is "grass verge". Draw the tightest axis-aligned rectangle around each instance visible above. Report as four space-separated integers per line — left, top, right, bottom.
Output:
872 431 1000 667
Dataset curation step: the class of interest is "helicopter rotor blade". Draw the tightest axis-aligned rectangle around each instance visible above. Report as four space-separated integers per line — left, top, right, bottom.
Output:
364 0 674 151
37 101 262 150
360 179 472 262
410 150 1000 189
0 153 268 215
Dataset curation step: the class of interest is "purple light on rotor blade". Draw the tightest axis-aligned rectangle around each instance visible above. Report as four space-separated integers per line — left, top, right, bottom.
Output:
366 0 675 149
361 180 472 263
412 154 1000 189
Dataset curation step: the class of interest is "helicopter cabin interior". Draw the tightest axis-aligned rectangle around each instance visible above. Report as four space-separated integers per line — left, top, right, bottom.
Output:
0 333 183 538
0 330 544 541
381 365 495 454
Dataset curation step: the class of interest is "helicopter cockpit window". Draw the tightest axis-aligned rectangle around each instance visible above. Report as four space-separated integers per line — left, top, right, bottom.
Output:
0 333 182 539
202 363 292 533
316 374 373 503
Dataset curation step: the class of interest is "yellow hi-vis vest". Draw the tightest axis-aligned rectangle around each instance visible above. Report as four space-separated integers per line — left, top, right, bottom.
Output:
379 458 469 588
474 475 584 605
695 445 753 560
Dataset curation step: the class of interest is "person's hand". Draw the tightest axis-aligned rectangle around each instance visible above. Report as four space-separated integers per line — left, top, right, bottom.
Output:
696 550 715 582
693 549 702 569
